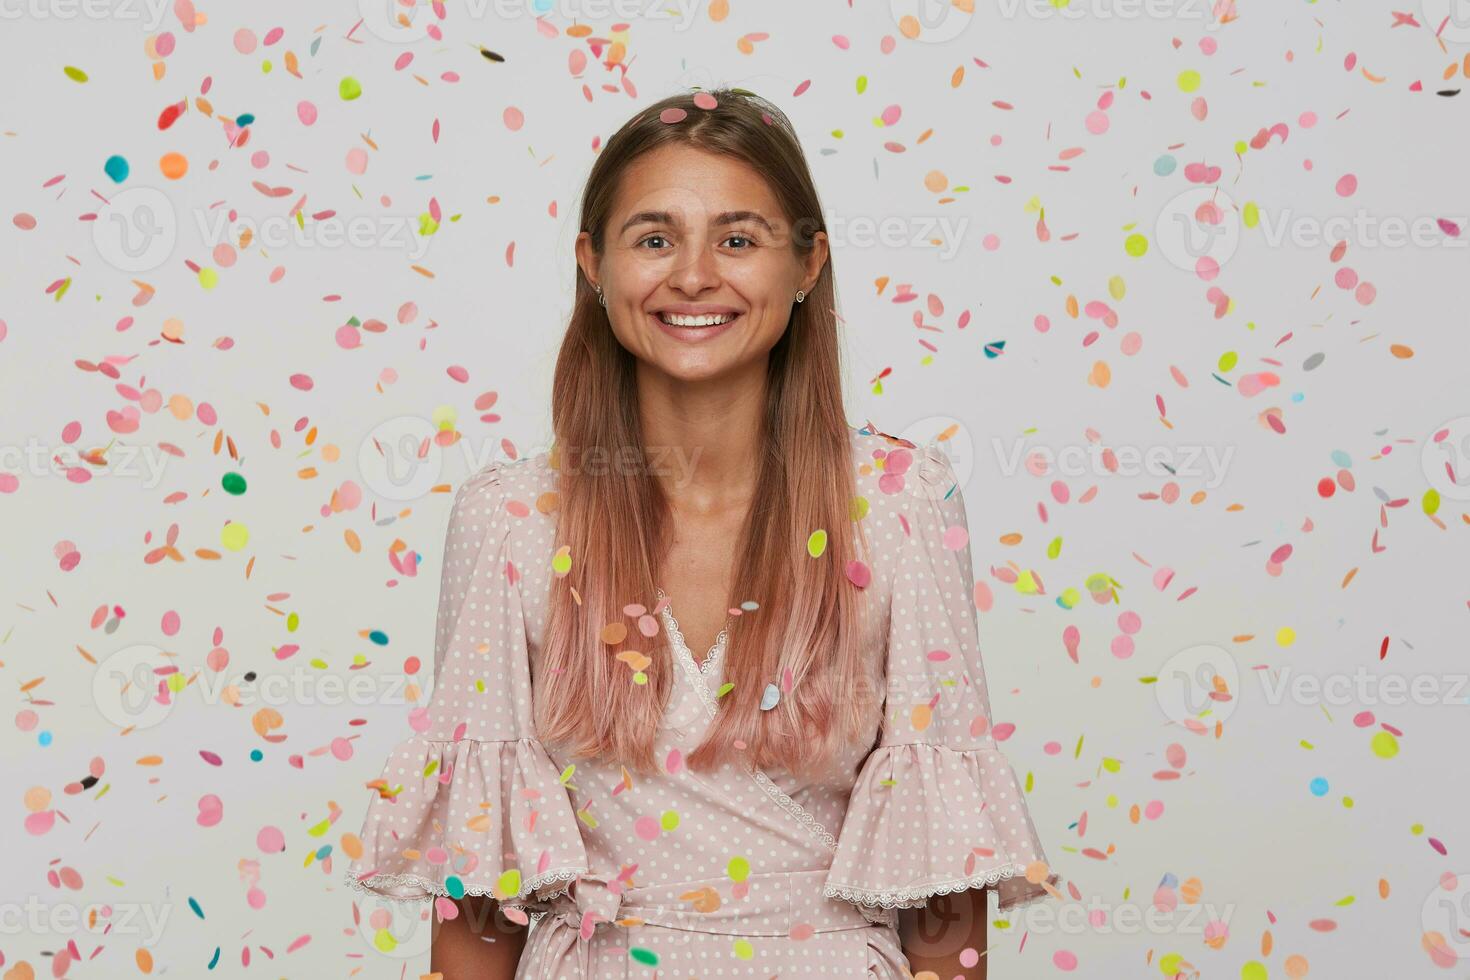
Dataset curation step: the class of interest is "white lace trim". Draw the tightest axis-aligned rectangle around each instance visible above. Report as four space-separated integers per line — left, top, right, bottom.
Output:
823 862 1039 910
748 769 838 850
342 866 584 917
656 586 729 674
660 597 839 853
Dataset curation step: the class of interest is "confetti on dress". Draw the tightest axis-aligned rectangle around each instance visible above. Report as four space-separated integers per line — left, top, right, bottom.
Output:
344 430 1056 976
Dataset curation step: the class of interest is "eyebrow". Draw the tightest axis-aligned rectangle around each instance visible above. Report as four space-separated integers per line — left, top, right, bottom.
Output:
617 209 775 236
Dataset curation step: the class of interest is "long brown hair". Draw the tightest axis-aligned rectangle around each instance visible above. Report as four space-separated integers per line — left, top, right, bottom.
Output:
533 87 878 777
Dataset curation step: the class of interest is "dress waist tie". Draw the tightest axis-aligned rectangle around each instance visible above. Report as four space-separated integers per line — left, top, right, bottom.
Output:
524 867 896 974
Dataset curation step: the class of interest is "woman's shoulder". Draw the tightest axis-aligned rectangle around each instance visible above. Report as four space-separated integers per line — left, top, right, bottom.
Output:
848 422 956 502
455 449 557 500
448 450 559 548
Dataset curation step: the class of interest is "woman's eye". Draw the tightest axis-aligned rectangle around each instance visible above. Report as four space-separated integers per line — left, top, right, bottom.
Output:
636 233 755 251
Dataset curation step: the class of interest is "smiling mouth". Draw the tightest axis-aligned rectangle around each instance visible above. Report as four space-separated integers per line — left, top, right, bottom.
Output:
653 311 743 327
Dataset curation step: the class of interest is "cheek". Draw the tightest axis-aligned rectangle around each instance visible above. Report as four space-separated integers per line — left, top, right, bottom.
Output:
727 255 802 301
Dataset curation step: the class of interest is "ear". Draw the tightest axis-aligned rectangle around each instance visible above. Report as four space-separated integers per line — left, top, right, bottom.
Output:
574 231 600 289
800 229 829 295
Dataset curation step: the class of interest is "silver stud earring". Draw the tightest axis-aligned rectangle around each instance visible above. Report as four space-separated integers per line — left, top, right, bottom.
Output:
794 290 805 304
594 284 606 308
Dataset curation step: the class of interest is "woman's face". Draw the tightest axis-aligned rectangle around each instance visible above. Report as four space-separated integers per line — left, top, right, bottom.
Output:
576 143 828 382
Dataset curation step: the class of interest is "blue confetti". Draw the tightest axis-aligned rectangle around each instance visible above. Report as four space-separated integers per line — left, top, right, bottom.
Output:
104 155 129 183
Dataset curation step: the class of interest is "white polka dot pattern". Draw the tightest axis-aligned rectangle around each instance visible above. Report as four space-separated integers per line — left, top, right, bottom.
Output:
342 426 1058 976
823 438 1060 914
342 464 589 908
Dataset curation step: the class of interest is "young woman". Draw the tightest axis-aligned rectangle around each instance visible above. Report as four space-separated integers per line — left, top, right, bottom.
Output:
346 87 1057 978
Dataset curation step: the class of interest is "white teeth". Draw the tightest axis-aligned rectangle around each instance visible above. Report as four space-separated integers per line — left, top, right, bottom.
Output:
658 312 736 327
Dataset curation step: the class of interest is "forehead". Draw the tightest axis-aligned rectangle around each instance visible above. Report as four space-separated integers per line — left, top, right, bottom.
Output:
611 143 783 222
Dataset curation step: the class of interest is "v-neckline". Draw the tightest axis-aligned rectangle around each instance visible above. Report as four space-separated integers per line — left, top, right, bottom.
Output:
656 587 732 675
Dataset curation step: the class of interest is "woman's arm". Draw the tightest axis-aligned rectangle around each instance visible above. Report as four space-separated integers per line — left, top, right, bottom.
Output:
898 886 987 980
430 895 527 978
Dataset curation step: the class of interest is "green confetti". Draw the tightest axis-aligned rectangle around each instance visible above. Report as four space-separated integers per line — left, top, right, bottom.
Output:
727 855 750 882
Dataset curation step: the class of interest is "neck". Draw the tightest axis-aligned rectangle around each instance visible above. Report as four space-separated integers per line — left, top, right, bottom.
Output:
636 358 766 513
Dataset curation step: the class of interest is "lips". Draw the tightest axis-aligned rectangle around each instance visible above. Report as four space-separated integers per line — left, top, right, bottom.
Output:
648 310 743 343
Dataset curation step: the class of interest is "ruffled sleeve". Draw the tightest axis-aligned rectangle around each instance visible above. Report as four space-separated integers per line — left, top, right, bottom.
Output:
344 463 588 909
825 439 1060 914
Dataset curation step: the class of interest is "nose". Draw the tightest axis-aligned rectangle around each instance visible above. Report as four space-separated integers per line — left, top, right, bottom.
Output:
667 237 722 296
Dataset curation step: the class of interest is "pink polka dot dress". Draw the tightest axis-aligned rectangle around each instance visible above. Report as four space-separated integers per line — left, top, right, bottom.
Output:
345 424 1058 977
